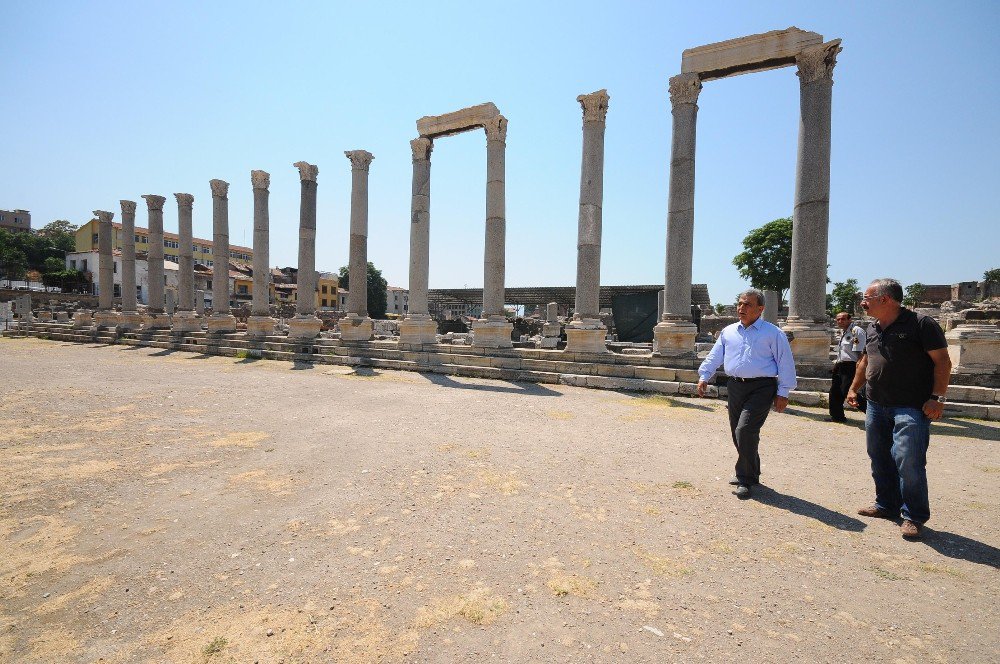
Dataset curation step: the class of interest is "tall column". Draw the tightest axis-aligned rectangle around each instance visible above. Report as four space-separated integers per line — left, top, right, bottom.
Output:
172 193 200 332
247 170 276 337
287 161 322 339
118 200 142 330
471 115 513 348
653 73 702 357
141 194 170 329
340 150 375 341
566 89 611 354
93 210 119 329
399 138 438 346
207 179 237 333
783 39 842 364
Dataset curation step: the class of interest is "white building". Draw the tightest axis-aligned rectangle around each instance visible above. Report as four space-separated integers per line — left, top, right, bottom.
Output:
387 286 408 316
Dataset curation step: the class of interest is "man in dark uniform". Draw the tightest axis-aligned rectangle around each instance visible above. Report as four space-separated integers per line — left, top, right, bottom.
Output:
827 311 867 422
847 278 951 539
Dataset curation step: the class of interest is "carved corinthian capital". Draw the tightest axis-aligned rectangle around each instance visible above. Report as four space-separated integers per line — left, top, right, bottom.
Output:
93 210 114 223
174 192 194 207
410 137 433 161
120 200 137 215
483 115 508 143
293 161 318 182
251 170 270 190
669 73 702 107
796 39 842 84
209 179 230 198
577 89 610 123
141 194 166 211
345 150 375 171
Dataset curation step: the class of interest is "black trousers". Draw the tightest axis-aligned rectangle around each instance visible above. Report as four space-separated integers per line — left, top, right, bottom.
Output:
727 377 777 485
829 361 867 421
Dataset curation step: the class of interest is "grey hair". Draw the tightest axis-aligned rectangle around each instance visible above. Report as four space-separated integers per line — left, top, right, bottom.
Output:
869 278 903 303
737 288 765 307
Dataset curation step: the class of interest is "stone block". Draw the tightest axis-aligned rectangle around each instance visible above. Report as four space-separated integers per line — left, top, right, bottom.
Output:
286 316 322 339
947 324 1000 375
682 27 823 81
338 316 373 341
246 316 277 338
946 385 996 405
634 366 677 381
585 376 646 391
471 320 513 349
675 369 701 383
789 390 823 407
398 317 438 346
677 382 699 396
646 381 681 395
564 327 608 354
417 102 500 138
652 321 697 358
596 363 635 378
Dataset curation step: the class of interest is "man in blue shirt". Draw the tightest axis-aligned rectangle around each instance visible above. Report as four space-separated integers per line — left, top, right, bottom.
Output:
697 288 797 498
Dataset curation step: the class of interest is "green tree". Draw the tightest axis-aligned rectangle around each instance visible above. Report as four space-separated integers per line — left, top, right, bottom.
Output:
732 217 793 300
0 246 29 286
983 268 1000 285
829 278 860 315
714 303 726 315
903 282 925 308
337 261 389 319
37 220 79 253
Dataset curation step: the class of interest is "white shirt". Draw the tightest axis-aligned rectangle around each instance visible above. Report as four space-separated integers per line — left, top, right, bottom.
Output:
836 323 867 362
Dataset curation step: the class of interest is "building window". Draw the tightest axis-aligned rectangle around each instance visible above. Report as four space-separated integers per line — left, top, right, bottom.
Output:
113 261 118 274
135 234 141 243
321 285 327 294
70 260 76 269
81 259 88 271
206 280 212 289
238 284 248 295
92 233 99 244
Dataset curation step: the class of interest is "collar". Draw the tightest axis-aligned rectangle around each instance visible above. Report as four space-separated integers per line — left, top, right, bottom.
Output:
738 317 763 331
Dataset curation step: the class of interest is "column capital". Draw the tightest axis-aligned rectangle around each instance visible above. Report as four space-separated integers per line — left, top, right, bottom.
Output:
174 192 194 207
250 169 270 190
293 161 319 182
93 210 114 223
796 39 842 84
577 89 610 123
209 179 230 198
142 194 166 211
120 200 136 215
345 150 374 171
483 115 508 143
410 137 433 161
668 73 702 107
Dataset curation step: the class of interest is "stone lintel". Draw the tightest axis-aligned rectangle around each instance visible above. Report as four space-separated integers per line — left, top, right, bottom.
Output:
681 27 824 81
417 102 500 138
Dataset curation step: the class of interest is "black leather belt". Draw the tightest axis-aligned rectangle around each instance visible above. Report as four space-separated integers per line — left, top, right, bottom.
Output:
728 376 776 383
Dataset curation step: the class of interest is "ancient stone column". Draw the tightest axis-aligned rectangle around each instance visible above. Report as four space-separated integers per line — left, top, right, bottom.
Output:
93 210 119 329
141 195 170 329
763 290 781 324
339 150 375 341
118 200 142 330
783 40 842 364
246 170 276 337
541 301 561 349
207 179 237 333
287 162 322 339
471 116 513 348
653 73 702 357
566 90 611 354
399 138 438 346
172 193 200 332
195 289 206 316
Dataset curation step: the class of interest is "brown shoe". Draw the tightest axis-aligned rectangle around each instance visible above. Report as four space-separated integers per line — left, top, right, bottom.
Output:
900 520 923 539
857 505 895 519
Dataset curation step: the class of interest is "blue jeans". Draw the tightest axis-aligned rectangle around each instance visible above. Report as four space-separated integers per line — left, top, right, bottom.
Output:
865 401 931 524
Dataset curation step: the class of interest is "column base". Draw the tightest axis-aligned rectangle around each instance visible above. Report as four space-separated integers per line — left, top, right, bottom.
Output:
398 316 438 346
55 312 70 322
37 311 53 322
206 313 237 334
144 312 172 330
339 315 373 341
286 315 322 339
93 311 120 329
117 311 144 331
564 319 608 353
781 318 831 364
947 324 1000 375
72 310 94 328
471 319 513 348
246 315 277 338
171 310 202 333
652 320 697 357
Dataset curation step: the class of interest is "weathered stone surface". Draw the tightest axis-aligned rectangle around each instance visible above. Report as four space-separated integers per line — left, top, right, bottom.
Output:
565 328 608 354
471 320 513 349
681 27 823 81
120 200 138 316
947 324 1000 375
571 90 609 328
344 150 374 331
174 193 196 319
142 195 166 317
405 139 432 321
417 102 500 138
94 210 115 313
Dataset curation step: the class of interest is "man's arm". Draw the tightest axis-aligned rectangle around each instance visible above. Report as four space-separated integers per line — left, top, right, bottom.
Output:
846 354 868 407
696 335 726 397
922 348 952 420
771 330 796 413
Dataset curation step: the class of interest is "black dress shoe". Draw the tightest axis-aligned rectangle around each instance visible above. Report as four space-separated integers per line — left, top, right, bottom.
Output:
824 417 847 423
734 484 751 499
730 476 758 486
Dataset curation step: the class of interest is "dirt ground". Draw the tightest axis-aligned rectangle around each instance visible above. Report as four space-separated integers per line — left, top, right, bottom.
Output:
1 336 998 663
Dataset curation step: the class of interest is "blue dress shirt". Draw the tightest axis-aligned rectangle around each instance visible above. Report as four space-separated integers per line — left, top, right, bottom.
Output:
697 317 797 397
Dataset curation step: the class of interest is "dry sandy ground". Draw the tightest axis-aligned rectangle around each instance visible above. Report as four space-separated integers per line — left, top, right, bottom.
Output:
1 336 998 664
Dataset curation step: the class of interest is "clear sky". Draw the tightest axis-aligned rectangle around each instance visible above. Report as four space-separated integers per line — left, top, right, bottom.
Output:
2 1 997 304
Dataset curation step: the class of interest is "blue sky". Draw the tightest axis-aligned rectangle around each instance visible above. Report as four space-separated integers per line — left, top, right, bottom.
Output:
2 1 997 304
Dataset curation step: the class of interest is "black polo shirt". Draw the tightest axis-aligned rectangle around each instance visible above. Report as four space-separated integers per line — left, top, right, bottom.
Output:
863 308 947 408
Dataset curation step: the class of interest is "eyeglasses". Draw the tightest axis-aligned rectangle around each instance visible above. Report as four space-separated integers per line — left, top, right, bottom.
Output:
860 294 883 302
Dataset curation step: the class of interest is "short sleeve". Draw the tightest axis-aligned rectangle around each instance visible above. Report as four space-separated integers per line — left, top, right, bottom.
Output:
851 325 866 352
917 316 947 352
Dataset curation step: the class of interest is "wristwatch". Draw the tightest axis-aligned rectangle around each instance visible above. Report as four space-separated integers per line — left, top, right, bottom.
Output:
931 394 946 404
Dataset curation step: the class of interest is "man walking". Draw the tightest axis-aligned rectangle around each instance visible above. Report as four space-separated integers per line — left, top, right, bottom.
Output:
697 289 797 499
848 278 951 539
827 311 867 422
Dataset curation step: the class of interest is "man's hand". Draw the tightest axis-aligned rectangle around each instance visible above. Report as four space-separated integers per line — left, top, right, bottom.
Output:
846 390 859 408
773 396 788 413
923 399 944 421
697 380 708 397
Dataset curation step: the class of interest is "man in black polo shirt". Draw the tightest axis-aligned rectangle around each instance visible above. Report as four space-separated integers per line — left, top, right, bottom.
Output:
847 278 952 539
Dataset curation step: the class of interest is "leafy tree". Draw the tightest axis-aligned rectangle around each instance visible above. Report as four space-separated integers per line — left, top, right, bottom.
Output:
714 303 726 315
0 246 29 286
829 278 860 315
37 220 79 253
984 268 1000 285
732 217 793 300
337 261 389 319
903 282 925 308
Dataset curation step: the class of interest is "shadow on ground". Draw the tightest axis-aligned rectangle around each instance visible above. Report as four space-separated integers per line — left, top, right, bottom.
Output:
423 372 561 396
923 529 1000 569
752 485 866 532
